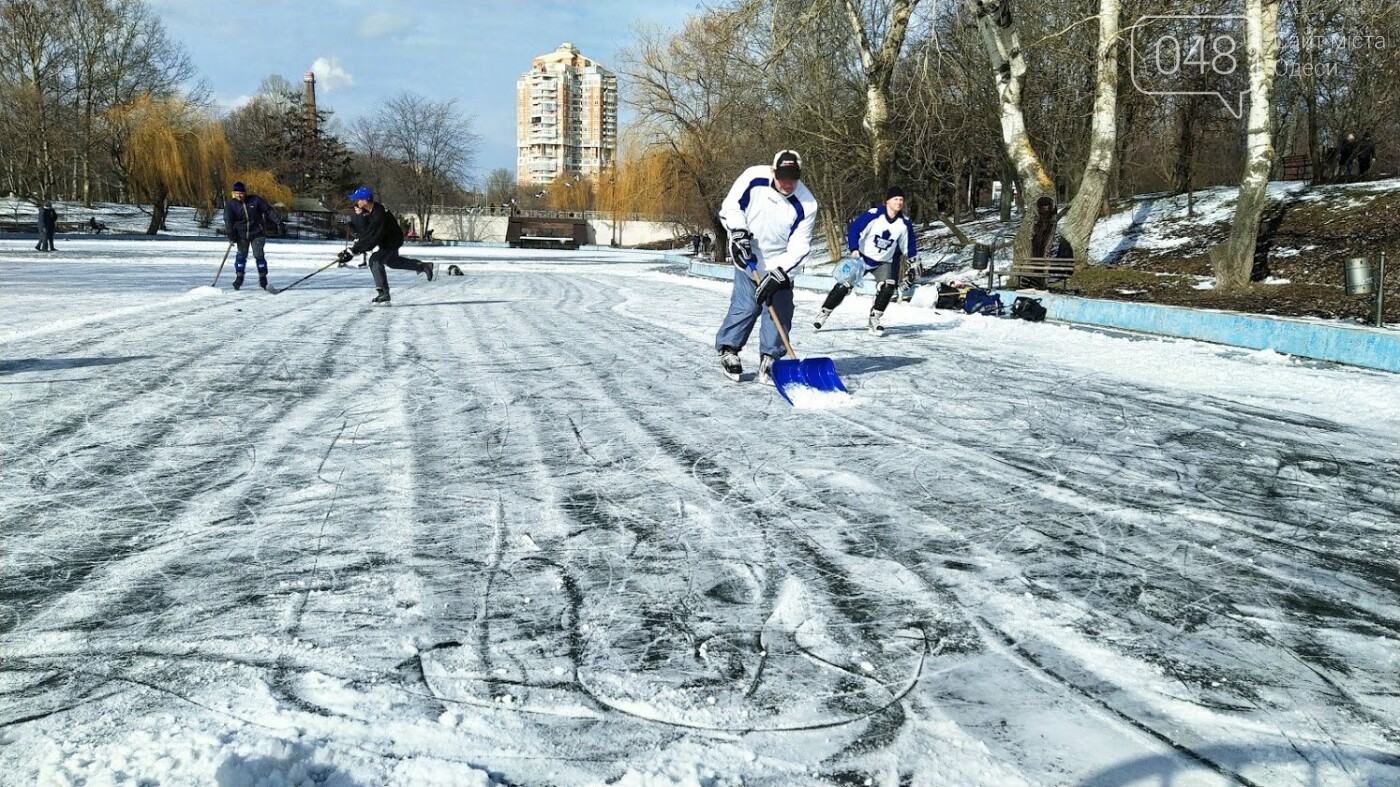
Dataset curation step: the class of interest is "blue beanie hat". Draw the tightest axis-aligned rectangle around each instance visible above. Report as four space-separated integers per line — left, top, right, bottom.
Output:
349 186 373 202
231 181 246 193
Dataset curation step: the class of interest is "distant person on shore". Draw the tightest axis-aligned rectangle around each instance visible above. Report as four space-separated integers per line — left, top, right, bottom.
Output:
35 200 57 252
88 216 107 234
1356 131 1376 177
222 181 280 291
1338 132 1357 178
336 186 435 307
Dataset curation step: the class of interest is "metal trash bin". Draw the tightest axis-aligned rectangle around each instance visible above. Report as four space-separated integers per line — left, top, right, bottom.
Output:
972 243 991 271
1344 257 1373 296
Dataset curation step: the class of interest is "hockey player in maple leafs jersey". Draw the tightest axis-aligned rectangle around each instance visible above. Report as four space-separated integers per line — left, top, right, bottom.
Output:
713 150 819 383
812 186 919 337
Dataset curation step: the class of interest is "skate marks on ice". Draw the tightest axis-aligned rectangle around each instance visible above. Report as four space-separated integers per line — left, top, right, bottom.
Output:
459 269 1400 782
886 357 1400 781
405 283 938 741
2 264 1397 784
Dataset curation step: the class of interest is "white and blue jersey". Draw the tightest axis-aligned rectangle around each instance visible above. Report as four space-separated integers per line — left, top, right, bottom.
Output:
719 165 819 275
847 207 917 268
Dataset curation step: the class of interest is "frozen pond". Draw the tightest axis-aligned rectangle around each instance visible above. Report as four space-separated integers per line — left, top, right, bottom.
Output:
2 239 1397 785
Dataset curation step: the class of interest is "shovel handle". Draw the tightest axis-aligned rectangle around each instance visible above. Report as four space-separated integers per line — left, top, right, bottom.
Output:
750 267 799 360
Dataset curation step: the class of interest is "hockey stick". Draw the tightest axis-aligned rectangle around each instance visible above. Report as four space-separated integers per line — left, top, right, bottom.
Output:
266 254 345 295
211 241 234 286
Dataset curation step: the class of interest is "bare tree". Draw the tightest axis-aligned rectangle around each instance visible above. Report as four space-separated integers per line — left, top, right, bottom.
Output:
0 0 195 202
1060 0 1120 265
838 0 922 186
358 93 478 234
1211 0 1281 289
963 0 1055 262
0 0 70 197
621 16 775 260
484 168 516 206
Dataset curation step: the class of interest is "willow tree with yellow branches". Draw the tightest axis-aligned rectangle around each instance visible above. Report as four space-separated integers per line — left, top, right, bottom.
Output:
107 95 237 234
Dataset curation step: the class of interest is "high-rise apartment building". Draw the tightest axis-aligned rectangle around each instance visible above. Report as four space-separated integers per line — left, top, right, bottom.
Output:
517 43 617 187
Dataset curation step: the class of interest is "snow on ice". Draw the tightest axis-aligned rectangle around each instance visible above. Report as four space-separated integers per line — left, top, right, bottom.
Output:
1 237 1397 785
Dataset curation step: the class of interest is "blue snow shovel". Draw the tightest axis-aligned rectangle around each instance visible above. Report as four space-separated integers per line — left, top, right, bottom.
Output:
751 268 848 406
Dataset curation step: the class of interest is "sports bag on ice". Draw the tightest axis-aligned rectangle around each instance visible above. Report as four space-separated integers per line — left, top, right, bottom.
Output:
963 288 1003 316
935 283 964 310
1010 296 1047 322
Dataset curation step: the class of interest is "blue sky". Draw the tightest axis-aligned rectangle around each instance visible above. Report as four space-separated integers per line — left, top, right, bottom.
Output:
150 0 698 182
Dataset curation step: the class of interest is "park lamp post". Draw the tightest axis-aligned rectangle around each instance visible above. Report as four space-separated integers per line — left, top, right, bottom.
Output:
608 171 621 247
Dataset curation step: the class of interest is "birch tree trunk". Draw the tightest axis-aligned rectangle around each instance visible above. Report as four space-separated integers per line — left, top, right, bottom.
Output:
1212 0 1281 290
840 0 919 187
1060 0 1120 267
965 0 1054 263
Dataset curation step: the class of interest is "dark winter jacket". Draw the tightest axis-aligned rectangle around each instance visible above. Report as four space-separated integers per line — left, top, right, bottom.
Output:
223 194 280 241
346 208 370 239
1338 138 1357 165
349 202 404 255
38 207 57 230
1357 135 1376 163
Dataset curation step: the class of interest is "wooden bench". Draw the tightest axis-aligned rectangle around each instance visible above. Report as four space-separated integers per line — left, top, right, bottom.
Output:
1002 257 1077 290
516 234 578 249
1281 154 1311 181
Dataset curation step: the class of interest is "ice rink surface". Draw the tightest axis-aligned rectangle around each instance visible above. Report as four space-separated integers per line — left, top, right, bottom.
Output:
2 239 1397 786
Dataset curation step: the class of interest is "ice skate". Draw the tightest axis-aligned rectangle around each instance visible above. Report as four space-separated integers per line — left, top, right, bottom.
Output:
758 354 775 385
371 290 392 307
813 308 833 330
868 310 885 337
719 347 742 382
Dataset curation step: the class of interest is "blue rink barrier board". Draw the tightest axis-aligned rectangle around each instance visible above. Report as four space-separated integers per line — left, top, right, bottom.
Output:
677 255 1399 374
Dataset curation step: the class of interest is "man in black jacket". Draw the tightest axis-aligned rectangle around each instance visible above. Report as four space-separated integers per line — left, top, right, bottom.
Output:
36 201 57 252
341 204 370 267
223 181 280 290
337 186 434 306
1356 131 1376 177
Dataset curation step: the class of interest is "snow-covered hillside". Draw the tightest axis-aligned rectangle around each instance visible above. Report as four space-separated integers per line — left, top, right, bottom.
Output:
1 198 209 236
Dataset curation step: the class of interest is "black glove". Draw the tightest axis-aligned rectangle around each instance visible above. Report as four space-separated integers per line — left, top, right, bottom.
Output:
729 229 755 270
903 258 922 287
336 249 354 264
754 266 792 306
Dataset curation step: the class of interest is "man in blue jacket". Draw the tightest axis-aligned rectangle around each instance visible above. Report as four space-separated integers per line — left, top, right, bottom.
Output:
813 186 919 337
222 181 280 290
336 186 434 306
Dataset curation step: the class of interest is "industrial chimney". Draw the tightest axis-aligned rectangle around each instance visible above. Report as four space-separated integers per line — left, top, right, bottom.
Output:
303 71 318 138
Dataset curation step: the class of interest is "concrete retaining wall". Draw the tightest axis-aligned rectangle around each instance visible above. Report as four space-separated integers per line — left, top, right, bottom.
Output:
677 255 1400 374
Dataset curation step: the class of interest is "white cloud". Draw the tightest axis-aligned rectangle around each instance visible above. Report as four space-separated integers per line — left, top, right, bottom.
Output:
356 12 411 39
310 57 355 93
215 94 253 113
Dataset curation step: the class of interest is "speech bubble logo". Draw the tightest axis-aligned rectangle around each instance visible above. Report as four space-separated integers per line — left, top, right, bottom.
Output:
1130 15 1248 119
